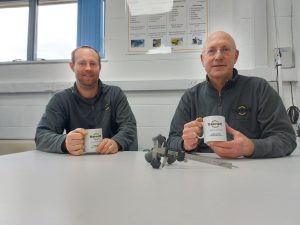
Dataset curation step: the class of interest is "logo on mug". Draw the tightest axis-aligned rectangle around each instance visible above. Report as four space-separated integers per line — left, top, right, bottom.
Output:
90 132 102 141
208 120 222 128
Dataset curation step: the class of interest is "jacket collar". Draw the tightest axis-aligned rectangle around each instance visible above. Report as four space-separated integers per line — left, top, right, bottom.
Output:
71 79 106 103
206 68 239 91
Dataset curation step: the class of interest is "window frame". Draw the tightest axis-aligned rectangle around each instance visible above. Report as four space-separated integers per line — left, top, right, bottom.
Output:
0 0 105 64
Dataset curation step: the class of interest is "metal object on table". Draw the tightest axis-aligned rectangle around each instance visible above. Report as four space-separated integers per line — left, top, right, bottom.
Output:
145 134 234 169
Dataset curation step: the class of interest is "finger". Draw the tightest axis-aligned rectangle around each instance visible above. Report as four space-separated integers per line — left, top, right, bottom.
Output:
182 133 199 141
209 145 228 157
194 119 203 127
74 128 88 136
184 119 202 128
69 148 84 156
183 127 201 139
72 133 85 140
66 132 84 152
184 121 195 128
209 142 241 159
101 142 111 154
69 151 83 156
196 117 203 122
183 125 201 134
226 125 238 136
107 141 118 154
103 140 119 154
71 139 84 145
184 141 198 148
106 144 117 154
182 132 199 148
69 132 86 141
97 139 109 153
96 138 109 154
68 143 84 151
107 140 119 153
215 148 238 159
182 131 194 139
207 141 235 151
183 140 198 151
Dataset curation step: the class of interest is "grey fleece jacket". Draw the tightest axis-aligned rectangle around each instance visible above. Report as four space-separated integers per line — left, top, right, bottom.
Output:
167 69 296 158
35 80 137 153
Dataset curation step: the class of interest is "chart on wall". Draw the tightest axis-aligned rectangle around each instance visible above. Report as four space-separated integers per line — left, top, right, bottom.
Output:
127 0 207 54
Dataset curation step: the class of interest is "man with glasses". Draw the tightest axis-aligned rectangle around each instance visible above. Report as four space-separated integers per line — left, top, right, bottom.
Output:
167 31 296 158
35 46 137 155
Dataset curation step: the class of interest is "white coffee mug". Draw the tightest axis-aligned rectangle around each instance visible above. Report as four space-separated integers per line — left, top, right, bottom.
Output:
199 115 227 143
84 128 103 153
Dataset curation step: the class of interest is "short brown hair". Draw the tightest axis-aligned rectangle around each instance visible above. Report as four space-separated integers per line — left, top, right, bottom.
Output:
71 45 101 64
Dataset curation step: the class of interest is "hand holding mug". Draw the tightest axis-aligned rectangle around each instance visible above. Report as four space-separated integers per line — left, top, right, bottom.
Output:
182 117 203 151
182 115 227 151
66 128 87 156
208 125 254 159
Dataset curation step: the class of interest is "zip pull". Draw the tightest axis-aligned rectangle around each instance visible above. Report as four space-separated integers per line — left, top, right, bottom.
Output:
218 92 222 106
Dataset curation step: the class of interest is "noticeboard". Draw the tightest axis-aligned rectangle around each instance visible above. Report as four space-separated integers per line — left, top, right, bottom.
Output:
127 0 208 54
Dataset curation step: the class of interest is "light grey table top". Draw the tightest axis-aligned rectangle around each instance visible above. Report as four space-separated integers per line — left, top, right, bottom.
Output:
0 150 300 225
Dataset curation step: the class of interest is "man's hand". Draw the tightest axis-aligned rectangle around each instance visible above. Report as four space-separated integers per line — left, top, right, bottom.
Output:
207 125 254 158
182 117 203 151
96 138 119 154
65 128 87 156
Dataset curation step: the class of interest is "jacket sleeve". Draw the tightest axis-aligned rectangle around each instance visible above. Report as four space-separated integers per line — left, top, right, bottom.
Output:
111 88 138 151
35 94 68 153
249 80 297 158
167 91 192 151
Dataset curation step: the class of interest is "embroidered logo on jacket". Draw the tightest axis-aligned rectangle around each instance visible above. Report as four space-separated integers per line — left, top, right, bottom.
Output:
232 105 251 116
104 103 111 111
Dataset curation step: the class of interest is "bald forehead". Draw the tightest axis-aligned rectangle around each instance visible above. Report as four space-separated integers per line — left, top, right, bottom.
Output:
74 48 98 58
203 31 236 50
72 46 101 64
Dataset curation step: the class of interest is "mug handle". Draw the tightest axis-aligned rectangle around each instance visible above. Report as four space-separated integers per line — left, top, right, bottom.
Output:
197 134 204 139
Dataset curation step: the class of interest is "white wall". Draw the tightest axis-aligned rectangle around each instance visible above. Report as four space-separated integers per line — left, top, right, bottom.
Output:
0 0 299 151
104 0 204 81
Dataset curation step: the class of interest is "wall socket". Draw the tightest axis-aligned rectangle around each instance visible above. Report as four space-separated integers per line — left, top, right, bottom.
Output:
274 47 295 68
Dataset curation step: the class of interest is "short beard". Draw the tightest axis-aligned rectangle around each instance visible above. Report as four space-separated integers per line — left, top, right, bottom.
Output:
77 79 98 90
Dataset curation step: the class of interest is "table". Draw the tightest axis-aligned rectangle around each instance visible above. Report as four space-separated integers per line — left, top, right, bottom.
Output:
0 150 300 225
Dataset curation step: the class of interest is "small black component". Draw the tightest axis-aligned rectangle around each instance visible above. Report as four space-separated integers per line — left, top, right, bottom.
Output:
150 156 161 169
287 106 299 124
144 151 152 163
167 156 176 164
177 151 185 162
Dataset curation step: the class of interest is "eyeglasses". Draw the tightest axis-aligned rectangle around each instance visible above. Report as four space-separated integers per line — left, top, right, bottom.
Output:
202 47 234 57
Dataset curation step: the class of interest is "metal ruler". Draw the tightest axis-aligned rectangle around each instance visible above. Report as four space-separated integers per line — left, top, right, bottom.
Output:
153 147 234 169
